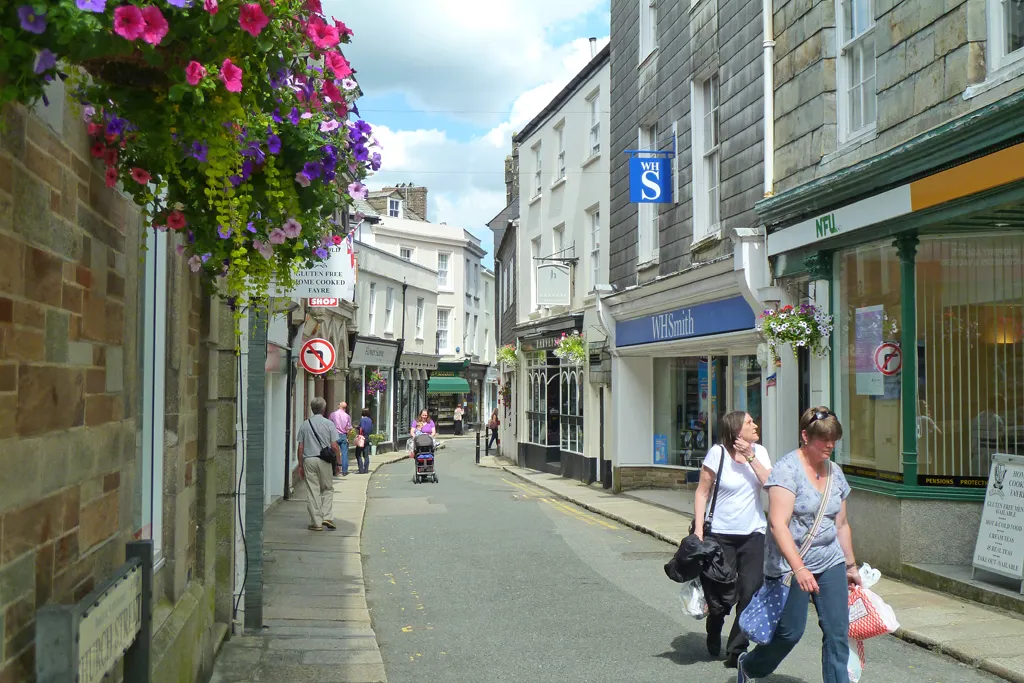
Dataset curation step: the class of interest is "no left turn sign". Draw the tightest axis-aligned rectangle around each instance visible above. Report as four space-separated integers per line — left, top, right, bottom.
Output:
874 342 902 376
300 338 336 375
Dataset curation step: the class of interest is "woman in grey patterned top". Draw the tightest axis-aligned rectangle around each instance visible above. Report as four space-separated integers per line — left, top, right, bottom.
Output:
738 407 862 683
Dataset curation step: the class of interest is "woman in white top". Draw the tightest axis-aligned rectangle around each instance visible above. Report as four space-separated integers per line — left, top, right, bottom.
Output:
692 411 772 669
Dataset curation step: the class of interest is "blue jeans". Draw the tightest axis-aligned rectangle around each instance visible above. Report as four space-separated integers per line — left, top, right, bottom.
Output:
337 437 349 475
742 562 850 683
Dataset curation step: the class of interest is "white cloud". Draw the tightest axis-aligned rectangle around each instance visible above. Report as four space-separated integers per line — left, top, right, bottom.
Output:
362 36 609 266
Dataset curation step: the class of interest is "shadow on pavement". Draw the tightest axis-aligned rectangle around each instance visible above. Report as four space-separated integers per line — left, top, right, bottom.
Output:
655 634 809 683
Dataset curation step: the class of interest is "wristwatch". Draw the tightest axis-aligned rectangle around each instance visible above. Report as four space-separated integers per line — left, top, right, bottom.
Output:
745 453 756 464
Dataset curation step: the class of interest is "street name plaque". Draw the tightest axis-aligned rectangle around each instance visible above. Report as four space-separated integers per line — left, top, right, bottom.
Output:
78 566 142 683
972 454 1024 593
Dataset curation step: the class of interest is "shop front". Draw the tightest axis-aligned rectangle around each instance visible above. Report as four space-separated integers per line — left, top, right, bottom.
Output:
397 353 438 443
761 131 1024 576
607 261 764 492
427 360 471 434
514 315 590 479
349 335 399 450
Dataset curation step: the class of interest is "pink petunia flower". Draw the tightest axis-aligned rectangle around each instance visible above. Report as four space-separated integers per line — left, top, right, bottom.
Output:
175 243 187 256
282 218 302 238
141 5 169 45
252 240 274 260
319 119 339 133
238 3 269 37
102 147 118 167
219 58 243 92
185 61 207 86
322 79 342 104
305 17 339 49
333 17 353 38
294 172 311 187
305 0 321 13
82 105 95 121
268 228 287 244
324 51 351 79
347 181 368 200
130 167 151 184
203 0 218 12
90 142 105 158
105 166 118 188
113 5 146 41
167 210 187 230
188 255 203 272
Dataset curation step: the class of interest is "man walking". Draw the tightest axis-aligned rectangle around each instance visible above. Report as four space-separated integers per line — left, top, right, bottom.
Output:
296 397 341 531
329 401 352 476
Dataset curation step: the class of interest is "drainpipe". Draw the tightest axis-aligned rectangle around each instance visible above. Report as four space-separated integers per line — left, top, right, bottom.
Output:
762 0 775 197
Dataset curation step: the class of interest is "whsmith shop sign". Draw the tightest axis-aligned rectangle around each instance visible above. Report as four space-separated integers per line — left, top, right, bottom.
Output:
615 296 756 347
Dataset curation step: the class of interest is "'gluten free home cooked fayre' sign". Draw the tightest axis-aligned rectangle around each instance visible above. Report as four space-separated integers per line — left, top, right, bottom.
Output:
973 454 1024 587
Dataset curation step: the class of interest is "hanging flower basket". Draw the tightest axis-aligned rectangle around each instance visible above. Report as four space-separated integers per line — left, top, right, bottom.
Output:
553 331 587 366
496 344 518 370
366 370 387 397
3 0 380 318
756 303 833 365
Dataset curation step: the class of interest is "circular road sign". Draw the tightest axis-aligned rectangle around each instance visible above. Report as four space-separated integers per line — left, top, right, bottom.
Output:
299 338 336 375
874 342 902 376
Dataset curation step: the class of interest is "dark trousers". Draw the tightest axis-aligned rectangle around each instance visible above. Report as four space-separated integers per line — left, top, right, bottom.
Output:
454 419 463 435
704 531 765 656
742 562 850 682
355 445 369 473
486 428 498 451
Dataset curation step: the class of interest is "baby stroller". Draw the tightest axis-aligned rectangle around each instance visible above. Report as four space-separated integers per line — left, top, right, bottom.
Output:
412 433 438 484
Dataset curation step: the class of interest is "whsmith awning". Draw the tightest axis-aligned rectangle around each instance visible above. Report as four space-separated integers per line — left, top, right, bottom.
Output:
427 377 470 394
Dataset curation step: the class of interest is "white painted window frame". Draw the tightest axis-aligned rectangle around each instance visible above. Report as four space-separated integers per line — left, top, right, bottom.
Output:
587 91 601 157
368 282 377 334
988 0 1024 73
531 236 541 311
388 198 401 218
690 76 721 241
436 308 451 354
555 121 566 181
415 297 425 339
532 142 543 198
589 208 601 291
384 286 394 333
836 0 877 143
399 246 413 262
639 0 658 63
437 251 451 290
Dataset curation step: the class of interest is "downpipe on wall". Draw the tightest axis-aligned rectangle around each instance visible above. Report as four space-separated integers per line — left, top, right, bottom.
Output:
763 0 775 198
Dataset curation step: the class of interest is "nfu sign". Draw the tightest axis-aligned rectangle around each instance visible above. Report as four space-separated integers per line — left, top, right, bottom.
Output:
629 156 673 204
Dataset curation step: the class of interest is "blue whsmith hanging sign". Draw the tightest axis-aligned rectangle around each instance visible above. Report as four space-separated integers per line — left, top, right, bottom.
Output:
629 156 672 204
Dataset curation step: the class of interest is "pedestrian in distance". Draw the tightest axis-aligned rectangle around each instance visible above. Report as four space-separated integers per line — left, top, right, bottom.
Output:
296 397 341 531
737 406 862 683
329 401 352 477
355 407 373 474
486 409 499 453
453 404 464 435
693 411 772 669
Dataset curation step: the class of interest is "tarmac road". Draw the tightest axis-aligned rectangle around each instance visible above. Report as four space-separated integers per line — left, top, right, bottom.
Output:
362 438 1001 683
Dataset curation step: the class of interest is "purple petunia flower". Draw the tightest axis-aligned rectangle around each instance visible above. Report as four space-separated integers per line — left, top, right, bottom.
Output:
240 141 265 165
267 134 281 154
288 107 300 125
246 221 257 233
241 159 254 180
272 108 283 123
314 247 329 259
353 120 372 137
324 169 336 182
106 117 127 137
167 0 192 6
229 175 242 188
352 143 369 162
18 5 47 33
33 49 56 75
191 141 208 163
322 155 337 173
76 0 107 10
302 161 322 180
217 225 232 239
369 152 382 172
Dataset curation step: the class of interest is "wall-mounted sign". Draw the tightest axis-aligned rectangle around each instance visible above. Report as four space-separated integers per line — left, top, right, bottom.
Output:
654 433 668 465
536 263 571 306
299 337 336 375
270 240 356 300
615 295 756 347
308 297 338 307
350 338 398 368
629 156 672 204
972 454 1024 589
874 342 902 376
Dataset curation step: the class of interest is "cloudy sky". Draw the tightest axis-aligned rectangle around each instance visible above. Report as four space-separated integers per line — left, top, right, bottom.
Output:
322 0 611 265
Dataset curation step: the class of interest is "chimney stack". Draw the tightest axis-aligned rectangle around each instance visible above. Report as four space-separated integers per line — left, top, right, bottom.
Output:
590 37 597 58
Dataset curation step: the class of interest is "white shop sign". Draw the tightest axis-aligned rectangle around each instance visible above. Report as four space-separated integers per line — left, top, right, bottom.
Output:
536 263 571 306
350 339 398 367
270 242 356 300
972 453 1024 593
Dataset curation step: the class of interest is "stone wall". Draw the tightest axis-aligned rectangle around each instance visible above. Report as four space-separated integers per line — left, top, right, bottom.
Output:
0 90 236 683
609 0 766 288
770 0 1009 194
616 466 696 492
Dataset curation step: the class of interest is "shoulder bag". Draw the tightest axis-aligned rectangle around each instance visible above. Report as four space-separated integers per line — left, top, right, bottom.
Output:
308 419 337 466
738 462 834 645
688 444 726 537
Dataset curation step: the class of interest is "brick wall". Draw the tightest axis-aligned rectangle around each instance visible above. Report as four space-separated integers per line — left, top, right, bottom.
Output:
0 97 141 682
609 0 766 288
770 0 995 194
616 466 697 492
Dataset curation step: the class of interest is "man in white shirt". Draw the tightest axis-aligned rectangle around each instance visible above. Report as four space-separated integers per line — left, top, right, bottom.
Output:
296 397 341 531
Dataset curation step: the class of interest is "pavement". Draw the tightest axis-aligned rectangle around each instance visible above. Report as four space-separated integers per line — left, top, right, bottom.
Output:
497 461 1024 683
359 442 1004 683
208 451 407 683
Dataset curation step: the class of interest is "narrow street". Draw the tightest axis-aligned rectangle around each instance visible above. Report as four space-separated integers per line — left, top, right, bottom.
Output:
363 439 1000 683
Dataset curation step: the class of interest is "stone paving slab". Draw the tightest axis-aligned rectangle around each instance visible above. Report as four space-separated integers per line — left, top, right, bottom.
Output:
500 463 1024 683
209 453 408 683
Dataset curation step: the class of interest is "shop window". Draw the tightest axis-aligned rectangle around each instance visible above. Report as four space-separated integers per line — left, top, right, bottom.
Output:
653 357 721 467
526 351 550 445
916 235 1024 480
560 360 584 454
731 354 763 438
833 242 904 480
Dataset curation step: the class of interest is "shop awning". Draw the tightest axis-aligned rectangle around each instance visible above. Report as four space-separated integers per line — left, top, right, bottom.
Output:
427 377 470 394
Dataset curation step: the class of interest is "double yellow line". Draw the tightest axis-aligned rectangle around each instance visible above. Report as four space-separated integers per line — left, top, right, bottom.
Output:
501 478 618 530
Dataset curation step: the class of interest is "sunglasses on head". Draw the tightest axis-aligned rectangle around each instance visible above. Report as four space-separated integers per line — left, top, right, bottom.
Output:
809 409 835 424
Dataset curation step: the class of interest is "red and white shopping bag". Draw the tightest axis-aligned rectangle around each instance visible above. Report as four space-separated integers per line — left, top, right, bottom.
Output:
848 585 900 641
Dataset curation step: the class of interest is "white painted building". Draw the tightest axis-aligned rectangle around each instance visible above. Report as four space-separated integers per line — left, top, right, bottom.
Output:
352 213 494 432
511 44 611 483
